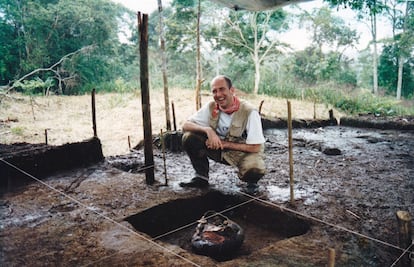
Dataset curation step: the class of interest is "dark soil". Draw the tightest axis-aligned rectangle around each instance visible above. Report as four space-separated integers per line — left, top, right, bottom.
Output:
1 116 413 266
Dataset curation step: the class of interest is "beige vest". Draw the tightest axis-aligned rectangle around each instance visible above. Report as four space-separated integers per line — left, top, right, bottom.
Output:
208 100 255 143
207 100 263 166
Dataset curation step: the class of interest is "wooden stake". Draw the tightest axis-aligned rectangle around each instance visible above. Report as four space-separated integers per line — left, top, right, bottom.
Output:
161 129 168 185
259 100 264 115
287 100 294 204
328 248 335 267
138 12 154 185
91 88 97 137
44 129 48 145
396 210 412 267
171 101 177 132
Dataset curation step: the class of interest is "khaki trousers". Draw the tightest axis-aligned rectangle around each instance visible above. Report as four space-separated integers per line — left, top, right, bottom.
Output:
181 132 265 183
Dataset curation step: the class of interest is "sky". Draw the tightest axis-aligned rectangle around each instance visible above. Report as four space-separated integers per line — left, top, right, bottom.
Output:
111 0 172 14
111 0 393 55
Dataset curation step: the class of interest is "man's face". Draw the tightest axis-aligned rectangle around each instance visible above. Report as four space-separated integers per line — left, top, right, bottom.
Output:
211 78 235 109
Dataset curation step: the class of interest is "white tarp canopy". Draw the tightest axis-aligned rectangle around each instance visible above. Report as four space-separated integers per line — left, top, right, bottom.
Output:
210 0 311 11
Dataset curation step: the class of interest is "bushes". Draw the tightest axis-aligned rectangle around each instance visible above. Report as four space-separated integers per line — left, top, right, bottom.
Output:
260 80 414 116
304 86 414 116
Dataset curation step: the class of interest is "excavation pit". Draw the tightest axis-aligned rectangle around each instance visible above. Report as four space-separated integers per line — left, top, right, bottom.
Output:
125 190 311 261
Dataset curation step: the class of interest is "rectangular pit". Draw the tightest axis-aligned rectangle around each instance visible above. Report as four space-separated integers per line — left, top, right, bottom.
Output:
125 190 310 261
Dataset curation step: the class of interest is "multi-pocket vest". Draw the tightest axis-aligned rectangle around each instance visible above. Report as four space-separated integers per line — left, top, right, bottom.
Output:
208 100 254 143
207 99 265 167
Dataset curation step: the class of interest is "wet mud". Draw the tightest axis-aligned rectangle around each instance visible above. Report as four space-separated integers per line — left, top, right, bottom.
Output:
1 118 414 266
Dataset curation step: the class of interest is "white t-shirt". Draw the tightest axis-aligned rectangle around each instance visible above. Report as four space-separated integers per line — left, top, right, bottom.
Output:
188 102 265 145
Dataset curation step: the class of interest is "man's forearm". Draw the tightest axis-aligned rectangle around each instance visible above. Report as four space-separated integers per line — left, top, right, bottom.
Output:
221 141 261 153
182 121 209 134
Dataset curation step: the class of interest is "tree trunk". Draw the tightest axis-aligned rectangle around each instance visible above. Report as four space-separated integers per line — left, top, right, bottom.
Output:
195 0 202 110
396 1 410 101
254 60 260 95
252 13 260 95
371 13 379 95
396 56 403 100
158 0 171 130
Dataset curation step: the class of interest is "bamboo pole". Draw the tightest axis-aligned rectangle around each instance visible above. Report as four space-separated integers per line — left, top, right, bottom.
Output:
287 100 294 204
138 12 154 185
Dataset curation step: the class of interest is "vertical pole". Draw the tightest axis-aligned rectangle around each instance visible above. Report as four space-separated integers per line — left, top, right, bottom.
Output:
171 101 177 132
44 129 48 145
157 0 171 131
396 211 412 267
91 88 97 137
328 248 336 267
287 100 294 204
138 12 154 185
161 129 168 186
259 100 264 115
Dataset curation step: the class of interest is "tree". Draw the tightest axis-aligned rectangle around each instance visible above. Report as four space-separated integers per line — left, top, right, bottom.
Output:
217 10 289 94
395 1 414 99
298 6 359 57
0 0 133 94
293 6 358 86
156 0 221 90
325 0 387 95
378 43 414 99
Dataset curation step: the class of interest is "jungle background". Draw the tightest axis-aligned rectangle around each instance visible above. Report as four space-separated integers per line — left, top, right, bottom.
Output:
1 0 414 125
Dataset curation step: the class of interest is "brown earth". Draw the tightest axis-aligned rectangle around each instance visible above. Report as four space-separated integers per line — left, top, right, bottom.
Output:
1 90 413 266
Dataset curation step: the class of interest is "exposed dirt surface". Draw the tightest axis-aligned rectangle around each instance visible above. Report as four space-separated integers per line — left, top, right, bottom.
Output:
1 92 413 266
1 123 414 266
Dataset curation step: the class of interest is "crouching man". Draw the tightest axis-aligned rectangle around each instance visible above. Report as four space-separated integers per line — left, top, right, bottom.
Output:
179 75 266 193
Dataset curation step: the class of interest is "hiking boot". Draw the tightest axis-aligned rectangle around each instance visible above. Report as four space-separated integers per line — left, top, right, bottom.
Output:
241 168 264 184
241 182 259 195
179 177 209 188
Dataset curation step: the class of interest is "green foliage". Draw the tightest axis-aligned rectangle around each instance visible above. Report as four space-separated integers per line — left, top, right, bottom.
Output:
291 48 357 87
11 127 25 136
305 86 413 116
13 77 55 95
332 91 403 115
258 75 414 116
299 6 359 50
166 0 198 53
1 0 134 94
379 44 414 98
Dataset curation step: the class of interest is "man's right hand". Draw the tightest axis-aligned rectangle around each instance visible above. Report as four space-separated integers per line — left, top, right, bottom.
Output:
205 128 223 150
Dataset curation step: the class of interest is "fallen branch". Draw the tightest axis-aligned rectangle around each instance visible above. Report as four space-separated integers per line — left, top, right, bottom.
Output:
2 45 95 94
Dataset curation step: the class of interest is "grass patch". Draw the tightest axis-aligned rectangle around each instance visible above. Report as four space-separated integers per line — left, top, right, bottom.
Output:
11 127 25 136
